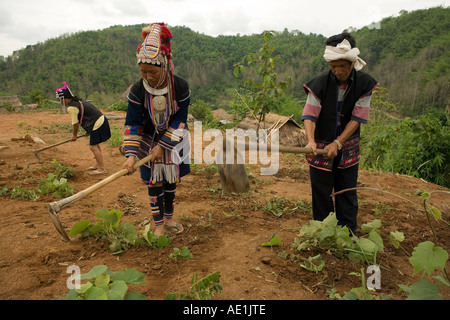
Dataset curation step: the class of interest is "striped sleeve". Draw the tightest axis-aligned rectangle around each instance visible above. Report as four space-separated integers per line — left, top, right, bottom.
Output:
123 96 144 158
158 121 186 150
302 92 322 122
351 94 372 124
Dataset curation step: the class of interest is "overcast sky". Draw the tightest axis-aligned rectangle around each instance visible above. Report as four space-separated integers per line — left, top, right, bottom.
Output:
0 0 448 57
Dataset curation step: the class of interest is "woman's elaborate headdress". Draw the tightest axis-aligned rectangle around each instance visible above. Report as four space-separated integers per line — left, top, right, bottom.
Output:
136 22 173 66
55 81 74 99
136 23 179 131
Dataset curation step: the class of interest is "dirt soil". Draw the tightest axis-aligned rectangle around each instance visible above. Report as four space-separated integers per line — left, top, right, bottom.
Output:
0 109 448 301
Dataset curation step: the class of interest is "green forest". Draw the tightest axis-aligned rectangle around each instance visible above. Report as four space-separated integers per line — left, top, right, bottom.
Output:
0 6 449 187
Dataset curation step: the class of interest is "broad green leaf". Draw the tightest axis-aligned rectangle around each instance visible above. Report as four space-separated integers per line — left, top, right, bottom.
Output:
300 254 325 273
59 289 79 300
361 219 382 233
430 205 442 221
118 222 136 234
322 212 339 226
347 252 365 263
262 235 281 247
80 265 110 280
318 225 335 241
107 280 128 300
180 246 194 259
368 230 384 252
409 241 449 275
85 286 108 300
390 231 405 249
96 208 109 219
94 274 110 287
111 268 146 284
157 234 171 248
75 281 92 294
356 238 377 254
336 228 353 249
103 209 122 228
125 291 147 300
420 191 431 199
434 274 450 287
406 279 442 300
68 220 90 237
163 292 180 300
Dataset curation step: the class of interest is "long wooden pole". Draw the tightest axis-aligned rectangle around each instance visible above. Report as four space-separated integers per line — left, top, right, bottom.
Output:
33 133 88 162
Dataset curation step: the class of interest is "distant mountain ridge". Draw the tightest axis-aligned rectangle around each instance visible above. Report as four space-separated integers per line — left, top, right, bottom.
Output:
0 6 448 115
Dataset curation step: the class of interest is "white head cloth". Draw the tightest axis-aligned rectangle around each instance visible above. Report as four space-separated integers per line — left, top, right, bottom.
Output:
323 39 366 71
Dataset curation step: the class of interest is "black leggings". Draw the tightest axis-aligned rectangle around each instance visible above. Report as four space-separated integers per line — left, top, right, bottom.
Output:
148 183 177 225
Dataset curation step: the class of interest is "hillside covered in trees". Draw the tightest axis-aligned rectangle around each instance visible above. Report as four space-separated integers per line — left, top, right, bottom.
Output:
0 6 448 116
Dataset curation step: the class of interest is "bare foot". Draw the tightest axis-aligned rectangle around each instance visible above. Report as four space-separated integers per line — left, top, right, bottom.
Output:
153 225 166 237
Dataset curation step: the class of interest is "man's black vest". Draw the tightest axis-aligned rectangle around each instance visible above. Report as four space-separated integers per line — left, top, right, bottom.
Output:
303 69 378 143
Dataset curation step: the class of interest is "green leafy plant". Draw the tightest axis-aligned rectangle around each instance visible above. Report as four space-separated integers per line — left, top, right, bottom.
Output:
0 187 8 196
164 271 222 300
261 232 281 247
300 254 325 273
69 208 171 253
169 247 194 260
233 30 291 129
420 190 450 242
69 208 142 254
398 241 449 300
106 124 124 148
189 99 214 124
263 197 307 218
140 223 171 249
291 213 395 265
50 159 75 179
292 213 353 258
37 173 74 197
10 186 39 201
361 114 450 188
3 160 75 201
389 231 405 249
106 101 127 111
60 265 146 300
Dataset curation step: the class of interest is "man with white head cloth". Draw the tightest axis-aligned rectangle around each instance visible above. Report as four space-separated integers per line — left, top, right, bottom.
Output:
301 32 379 235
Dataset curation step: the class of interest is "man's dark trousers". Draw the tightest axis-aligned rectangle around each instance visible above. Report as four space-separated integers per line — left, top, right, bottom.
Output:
309 156 359 234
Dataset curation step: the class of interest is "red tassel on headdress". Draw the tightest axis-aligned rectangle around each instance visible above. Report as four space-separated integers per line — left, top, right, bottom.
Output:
159 24 172 57
139 23 172 57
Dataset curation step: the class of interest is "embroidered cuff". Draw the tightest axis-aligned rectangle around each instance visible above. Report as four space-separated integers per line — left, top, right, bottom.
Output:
158 126 184 150
123 140 140 157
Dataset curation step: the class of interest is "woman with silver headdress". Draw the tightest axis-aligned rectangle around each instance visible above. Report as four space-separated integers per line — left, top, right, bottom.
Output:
122 23 191 237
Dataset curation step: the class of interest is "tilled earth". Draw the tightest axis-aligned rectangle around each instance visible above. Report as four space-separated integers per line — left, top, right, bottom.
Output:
0 109 448 301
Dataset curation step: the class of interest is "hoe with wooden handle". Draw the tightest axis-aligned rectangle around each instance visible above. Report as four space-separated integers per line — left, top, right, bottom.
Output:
33 133 88 162
48 153 154 241
48 141 328 240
